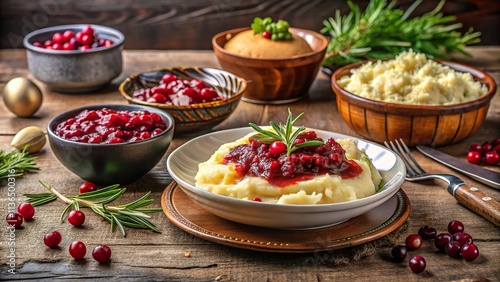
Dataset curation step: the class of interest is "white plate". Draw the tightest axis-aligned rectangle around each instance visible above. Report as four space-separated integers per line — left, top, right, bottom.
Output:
167 127 405 230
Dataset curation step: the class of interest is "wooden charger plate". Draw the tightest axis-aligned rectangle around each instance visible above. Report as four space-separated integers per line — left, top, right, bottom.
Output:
161 181 411 253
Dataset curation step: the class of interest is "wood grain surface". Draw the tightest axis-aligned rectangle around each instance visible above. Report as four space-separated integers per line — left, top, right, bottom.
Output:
0 48 499 281
1 0 499 50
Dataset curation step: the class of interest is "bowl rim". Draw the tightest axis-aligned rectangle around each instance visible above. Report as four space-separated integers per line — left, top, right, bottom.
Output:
331 59 497 114
212 27 329 62
47 104 175 146
167 126 406 212
118 66 247 110
23 24 125 55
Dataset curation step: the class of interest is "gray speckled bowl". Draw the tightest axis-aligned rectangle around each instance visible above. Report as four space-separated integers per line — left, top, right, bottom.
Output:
47 104 175 185
23 24 124 93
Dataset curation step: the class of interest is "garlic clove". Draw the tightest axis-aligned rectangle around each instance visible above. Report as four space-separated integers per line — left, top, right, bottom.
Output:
11 126 46 153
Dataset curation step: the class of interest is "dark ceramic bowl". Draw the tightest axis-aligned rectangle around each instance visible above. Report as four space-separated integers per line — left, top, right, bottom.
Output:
212 27 328 104
47 104 175 185
118 67 247 134
331 60 497 146
23 24 124 93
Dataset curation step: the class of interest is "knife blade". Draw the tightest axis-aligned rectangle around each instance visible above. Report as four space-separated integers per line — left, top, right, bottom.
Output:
416 146 500 189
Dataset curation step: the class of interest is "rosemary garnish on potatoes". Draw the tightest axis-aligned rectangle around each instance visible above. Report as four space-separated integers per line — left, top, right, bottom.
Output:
320 0 481 67
249 109 324 156
24 181 162 237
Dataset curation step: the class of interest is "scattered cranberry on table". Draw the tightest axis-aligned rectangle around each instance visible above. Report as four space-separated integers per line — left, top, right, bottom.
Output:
409 255 426 274
434 233 453 251
447 220 464 234
466 138 500 165
54 108 168 144
405 234 423 250
69 241 87 259
92 244 112 264
6 212 23 228
44 231 62 248
67 210 86 227
391 245 407 262
79 181 97 194
132 74 223 106
32 25 114 51
460 243 479 261
445 241 462 258
417 225 437 239
17 202 35 220
453 232 473 246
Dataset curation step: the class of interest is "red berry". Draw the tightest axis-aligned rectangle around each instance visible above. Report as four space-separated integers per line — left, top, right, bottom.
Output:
69 241 87 259
461 243 479 261
481 142 493 154
67 210 85 227
63 30 74 42
162 74 177 84
52 43 63 50
44 40 53 47
52 32 65 43
33 41 43 47
79 181 97 194
253 198 262 202
44 231 62 248
6 212 23 228
418 225 437 239
63 42 76 51
468 143 482 153
484 150 499 165
270 141 287 155
81 25 95 36
466 151 482 165
104 39 114 47
409 255 426 274
453 232 473 246
445 240 461 258
434 232 453 251
75 31 84 43
262 31 272 39
92 244 112 263
391 245 407 262
448 220 464 234
80 34 94 45
405 234 423 250
17 203 35 220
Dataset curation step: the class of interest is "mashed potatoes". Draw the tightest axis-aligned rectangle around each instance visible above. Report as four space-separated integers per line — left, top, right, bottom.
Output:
338 50 488 105
224 30 313 59
195 132 382 205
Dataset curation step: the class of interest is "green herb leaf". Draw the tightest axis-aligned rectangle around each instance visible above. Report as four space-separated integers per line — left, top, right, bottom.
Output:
250 17 292 41
0 146 39 180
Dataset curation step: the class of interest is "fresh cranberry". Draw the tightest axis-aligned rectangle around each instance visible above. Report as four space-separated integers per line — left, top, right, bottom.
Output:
466 151 482 165
162 74 177 84
391 245 407 262
262 31 272 39
253 198 262 202
418 225 437 239
63 42 76 51
17 203 35 220
461 243 479 261
468 143 482 153
79 45 91 51
69 241 87 259
104 40 114 47
147 93 168 103
484 150 499 165
493 144 500 153
79 181 97 194
445 241 461 258
44 231 62 248
481 142 493 153
80 34 94 45
270 141 287 155
409 256 426 274
6 212 23 228
81 25 95 36
44 40 53 47
52 43 63 50
67 210 85 227
63 30 74 42
33 41 43 47
92 245 112 263
448 220 464 234
52 32 65 43
453 232 473 246
434 233 453 251
405 234 423 250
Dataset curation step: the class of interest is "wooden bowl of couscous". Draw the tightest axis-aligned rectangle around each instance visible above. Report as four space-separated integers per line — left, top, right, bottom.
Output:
331 51 497 147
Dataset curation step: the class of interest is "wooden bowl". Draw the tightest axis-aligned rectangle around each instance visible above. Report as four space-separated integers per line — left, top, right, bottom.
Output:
119 67 247 134
212 27 328 104
331 60 497 147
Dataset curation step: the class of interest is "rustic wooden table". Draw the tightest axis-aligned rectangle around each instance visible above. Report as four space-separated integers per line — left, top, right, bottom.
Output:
0 48 499 281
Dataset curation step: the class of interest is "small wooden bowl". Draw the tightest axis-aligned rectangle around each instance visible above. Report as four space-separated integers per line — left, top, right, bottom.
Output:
119 67 247 134
331 60 497 147
212 27 328 104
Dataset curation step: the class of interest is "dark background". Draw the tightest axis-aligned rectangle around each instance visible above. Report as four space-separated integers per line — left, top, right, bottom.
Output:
1 0 498 50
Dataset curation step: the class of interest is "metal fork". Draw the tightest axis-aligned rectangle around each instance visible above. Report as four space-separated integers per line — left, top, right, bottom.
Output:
385 139 500 227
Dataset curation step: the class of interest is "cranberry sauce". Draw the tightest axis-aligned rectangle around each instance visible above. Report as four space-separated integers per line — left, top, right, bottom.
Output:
54 108 168 144
222 131 362 187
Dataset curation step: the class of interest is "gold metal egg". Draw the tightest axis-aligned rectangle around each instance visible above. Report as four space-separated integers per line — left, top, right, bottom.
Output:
2 77 43 117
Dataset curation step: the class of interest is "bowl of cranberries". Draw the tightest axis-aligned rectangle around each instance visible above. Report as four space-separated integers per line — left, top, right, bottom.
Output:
23 24 124 93
119 67 247 134
47 104 175 185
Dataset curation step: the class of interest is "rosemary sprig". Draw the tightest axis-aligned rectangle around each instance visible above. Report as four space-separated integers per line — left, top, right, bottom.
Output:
249 109 324 156
320 0 481 67
0 145 39 180
24 181 163 237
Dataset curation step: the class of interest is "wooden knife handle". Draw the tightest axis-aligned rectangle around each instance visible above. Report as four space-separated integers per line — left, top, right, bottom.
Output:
454 184 500 227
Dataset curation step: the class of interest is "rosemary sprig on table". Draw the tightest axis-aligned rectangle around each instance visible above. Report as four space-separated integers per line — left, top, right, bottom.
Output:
24 181 162 237
320 0 481 67
0 146 39 180
249 109 324 156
